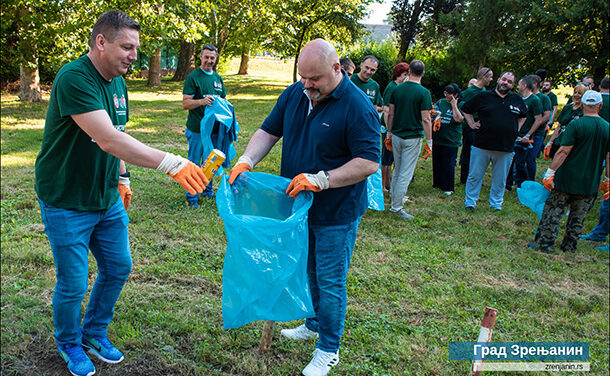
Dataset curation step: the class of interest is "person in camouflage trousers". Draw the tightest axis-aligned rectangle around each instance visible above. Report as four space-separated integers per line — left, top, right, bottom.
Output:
530 90 609 253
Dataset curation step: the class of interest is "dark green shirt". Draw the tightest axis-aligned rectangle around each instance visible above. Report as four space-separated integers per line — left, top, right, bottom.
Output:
555 103 583 145
535 92 552 136
380 80 399 130
519 94 543 137
432 99 463 147
183 68 226 133
389 81 432 139
462 84 485 124
35 55 128 211
556 116 609 195
601 93 609 122
547 91 558 107
351 74 382 106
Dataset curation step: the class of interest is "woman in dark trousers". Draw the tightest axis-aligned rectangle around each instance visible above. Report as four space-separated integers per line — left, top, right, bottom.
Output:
432 84 464 195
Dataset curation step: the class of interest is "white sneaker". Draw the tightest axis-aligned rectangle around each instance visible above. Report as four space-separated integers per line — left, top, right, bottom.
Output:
280 324 318 340
302 348 339 376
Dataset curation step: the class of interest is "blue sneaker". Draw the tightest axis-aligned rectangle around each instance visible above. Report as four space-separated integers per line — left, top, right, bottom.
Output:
187 199 199 208
580 233 606 242
82 335 124 364
58 343 95 376
596 244 609 252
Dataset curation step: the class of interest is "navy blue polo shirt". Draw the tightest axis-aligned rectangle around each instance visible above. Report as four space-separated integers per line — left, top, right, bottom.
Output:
462 90 527 152
261 74 381 225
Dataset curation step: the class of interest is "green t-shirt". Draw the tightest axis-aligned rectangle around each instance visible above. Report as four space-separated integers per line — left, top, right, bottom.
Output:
351 74 382 106
389 81 432 139
535 92 552 136
380 80 399 130
432 99 463 147
547 91 558 107
35 55 128 211
183 68 227 133
518 94 543 137
601 93 609 122
556 116 609 195
555 103 583 145
461 84 484 123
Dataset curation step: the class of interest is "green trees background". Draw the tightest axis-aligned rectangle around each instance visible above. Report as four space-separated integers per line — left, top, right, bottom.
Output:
2 0 608 101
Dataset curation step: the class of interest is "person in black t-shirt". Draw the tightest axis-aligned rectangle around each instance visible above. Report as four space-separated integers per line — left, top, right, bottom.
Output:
462 71 528 211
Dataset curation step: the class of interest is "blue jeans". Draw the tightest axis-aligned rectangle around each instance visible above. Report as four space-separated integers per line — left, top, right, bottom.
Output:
38 198 132 346
185 129 213 201
465 146 514 210
591 199 609 238
305 217 361 353
527 135 545 181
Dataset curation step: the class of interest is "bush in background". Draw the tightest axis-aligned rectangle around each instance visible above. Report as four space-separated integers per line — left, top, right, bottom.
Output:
340 38 400 93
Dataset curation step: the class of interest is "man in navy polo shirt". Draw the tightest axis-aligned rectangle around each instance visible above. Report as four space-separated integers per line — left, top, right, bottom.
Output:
228 39 379 376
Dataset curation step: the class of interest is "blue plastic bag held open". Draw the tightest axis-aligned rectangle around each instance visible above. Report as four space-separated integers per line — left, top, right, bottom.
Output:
366 160 384 211
216 172 315 329
517 181 551 219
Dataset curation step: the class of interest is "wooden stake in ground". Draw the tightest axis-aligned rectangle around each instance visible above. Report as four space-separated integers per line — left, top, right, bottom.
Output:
259 320 276 353
469 307 498 376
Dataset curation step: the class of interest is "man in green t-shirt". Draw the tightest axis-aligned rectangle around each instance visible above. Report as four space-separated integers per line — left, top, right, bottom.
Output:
528 74 551 178
350 55 383 111
600 76 610 122
34 11 208 376
459 67 493 184
182 44 227 206
386 60 433 219
531 90 610 253
541 79 559 124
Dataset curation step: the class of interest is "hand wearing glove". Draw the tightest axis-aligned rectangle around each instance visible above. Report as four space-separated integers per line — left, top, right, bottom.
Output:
156 152 208 195
421 139 432 160
228 155 254 184
599 178 609 200
285 170 330 198
384 134 393 152
432 116 441 132
542 168 555 191
118 171 132 209
543 142 553 160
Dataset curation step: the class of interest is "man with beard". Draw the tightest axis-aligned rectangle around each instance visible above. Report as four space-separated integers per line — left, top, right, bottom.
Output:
461 71 528 211
228 39 379 376
182 44 227 206
541 79 559 126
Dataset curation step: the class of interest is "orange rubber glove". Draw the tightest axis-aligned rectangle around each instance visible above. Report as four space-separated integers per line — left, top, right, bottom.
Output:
118 181 132 209
228 156 254 185
285 171 329 198
156 153 208 195
599 180 609 200
384 134 393 152
432 116 441 132
543 143 552 160
421 142 432 160
542 168 555 191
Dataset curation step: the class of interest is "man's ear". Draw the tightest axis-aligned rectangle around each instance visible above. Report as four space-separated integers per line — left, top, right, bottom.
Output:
95 33 107 52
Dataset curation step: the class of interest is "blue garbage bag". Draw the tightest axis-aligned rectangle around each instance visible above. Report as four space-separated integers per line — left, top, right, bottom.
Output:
517 181 551 219
216 172 315 329
200 97 239 176
366 161 384 211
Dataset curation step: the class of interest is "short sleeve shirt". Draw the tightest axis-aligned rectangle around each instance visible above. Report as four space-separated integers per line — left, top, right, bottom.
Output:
432 98 463 147
461 90 528 152
351 74 382 106
556 116 610 195
183 68 226 133
601 93 610 122
261 74 381 225
380 80 398 128
35 55 128 211
461 85 484 123
389 81 433 139
535 92 552 136
547 91 558 107
518 94 543 137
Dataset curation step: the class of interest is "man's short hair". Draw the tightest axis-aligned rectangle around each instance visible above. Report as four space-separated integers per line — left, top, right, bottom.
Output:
89 10 140 49
409 60 425 76
520 76 534 91
340 57 355 70
600 77 609 89
201 44 217 53
476 67 492 80
535 69 547 81
361 55 379 65
528 74 541 87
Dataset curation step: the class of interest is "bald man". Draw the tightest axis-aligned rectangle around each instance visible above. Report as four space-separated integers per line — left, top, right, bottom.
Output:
229 39 380 376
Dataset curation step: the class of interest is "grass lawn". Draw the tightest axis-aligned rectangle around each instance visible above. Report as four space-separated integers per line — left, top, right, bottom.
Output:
1 57 608 375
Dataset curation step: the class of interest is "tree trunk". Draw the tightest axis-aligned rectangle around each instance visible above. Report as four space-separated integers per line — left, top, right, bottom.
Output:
19 63 42 102
171 40 196 81
147 49 162 86
238 52 249 75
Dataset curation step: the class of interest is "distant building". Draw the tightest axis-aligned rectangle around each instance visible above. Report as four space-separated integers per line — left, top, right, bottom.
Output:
363 24 394 42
